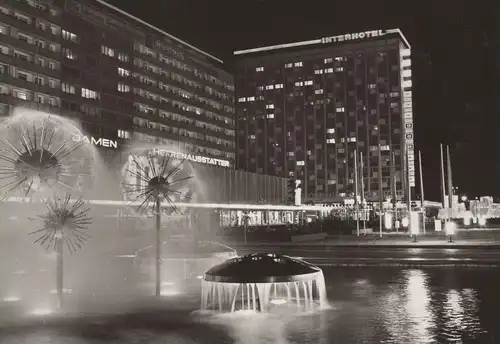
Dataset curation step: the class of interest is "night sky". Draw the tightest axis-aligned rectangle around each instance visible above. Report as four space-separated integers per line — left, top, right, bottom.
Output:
106 0 500 201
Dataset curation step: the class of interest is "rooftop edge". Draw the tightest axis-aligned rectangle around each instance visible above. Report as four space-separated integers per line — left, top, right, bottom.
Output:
95 0 224 64
234 28 411 56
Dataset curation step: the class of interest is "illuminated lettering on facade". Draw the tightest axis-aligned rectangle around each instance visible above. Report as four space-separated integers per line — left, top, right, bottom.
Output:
399 47 415 187
72 135 118 149
154 40 185 60
321 30 386 44
148 148 230 168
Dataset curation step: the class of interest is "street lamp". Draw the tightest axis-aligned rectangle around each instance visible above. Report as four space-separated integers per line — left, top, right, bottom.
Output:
445 221 456 242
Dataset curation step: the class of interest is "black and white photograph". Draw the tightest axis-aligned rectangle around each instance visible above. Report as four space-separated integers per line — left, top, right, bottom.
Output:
0 0 499 343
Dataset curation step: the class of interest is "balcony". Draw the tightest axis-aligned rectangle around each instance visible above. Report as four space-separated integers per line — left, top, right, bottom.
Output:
0 54 60 81
0 32 61 61
133 112 233 154
11 0 62 24
0 73 61 97
127 81 232 130
133 54 233 106
0 93 61 114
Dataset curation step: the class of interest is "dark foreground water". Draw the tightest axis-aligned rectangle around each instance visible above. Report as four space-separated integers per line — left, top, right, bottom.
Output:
1 267 499 344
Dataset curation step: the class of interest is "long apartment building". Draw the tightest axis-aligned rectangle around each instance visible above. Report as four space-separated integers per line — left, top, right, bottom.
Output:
234 29 415 203
0 0 236 165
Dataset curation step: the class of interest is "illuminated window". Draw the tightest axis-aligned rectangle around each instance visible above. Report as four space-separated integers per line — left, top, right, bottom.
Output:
285 63 293 68
304 80 313 86
267 114 274 119
118 129 130 139
294 81 303 87
118 52 129 62
81 88 98 99
61 83 75 94
117 83 130 92
325 68 334 73
294 61 303 67
256 66 264 72
335 67 344 72
326 139 335 144
275 84 283 89
61 30 78 43
117 67 130 77
324 58 333 63
315 89 323 94
63 48 77 60
238 97 246 103
336 107 345 112
297 160 305 166
314 69 324 74
326 128 335 134
101 45 115 57
265 84 274 90
266 104 274 109
14 90 27 100
247 96 255 102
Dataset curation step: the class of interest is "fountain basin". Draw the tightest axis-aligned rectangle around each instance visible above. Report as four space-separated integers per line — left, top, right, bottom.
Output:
201 253 327 312
131 241 237 293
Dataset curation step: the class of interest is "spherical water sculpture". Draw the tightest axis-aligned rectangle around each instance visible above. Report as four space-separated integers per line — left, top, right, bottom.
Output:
201 253 328 313
0 108 96 200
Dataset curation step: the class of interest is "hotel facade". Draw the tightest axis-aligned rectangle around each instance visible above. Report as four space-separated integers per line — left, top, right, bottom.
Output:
234 29 415 204
0 0 288 206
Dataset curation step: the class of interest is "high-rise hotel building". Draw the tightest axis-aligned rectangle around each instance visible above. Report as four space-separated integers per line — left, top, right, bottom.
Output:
234 29 415 203
0 0 235 165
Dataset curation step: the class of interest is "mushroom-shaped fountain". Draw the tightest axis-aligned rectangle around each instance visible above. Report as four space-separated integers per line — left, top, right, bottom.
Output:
201 253 327 313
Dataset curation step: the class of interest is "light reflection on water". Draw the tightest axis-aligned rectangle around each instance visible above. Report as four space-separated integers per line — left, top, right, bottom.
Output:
0 267 498 344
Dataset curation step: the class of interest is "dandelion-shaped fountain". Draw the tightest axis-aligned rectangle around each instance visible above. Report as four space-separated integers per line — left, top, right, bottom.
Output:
122 153 194 296
201 253 328 313
29 194 91 309
0 109 96 200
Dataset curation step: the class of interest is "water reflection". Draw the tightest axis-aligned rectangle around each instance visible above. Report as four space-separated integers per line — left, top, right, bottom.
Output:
0 268 497 344
405 270 435 343
379 270 435 344
440 288 486 342
328 268 492 344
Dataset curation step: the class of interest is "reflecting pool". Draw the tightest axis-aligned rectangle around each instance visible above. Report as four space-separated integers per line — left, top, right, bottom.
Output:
1 267 498 344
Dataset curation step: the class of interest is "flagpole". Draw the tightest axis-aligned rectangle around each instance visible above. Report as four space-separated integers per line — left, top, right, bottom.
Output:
440 143 447 220
360 151 366 234
419 150 425 234
391 151 398 232
354 150 360 236
407 145 413 239
378 144 383 238
447 145 454 219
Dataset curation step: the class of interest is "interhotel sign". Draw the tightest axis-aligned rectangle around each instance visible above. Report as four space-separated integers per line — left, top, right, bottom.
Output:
149 148 230 168
321 29 386 44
